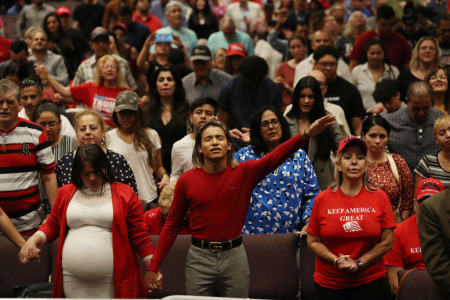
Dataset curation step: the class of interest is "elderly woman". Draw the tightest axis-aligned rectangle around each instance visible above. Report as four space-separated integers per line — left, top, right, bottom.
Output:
19 143 162 297
35 54 130 127
235 106 320 234
56 110 138 194
307 136 396 299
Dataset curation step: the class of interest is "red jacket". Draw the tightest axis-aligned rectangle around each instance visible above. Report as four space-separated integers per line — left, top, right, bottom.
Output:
39 182 154 298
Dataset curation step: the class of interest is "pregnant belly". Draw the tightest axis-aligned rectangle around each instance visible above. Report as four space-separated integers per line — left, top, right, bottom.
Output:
62 226 114 281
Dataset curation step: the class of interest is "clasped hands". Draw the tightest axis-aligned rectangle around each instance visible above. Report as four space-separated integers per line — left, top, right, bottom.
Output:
18 241 41 265
335 254 358 272
144 270 163 294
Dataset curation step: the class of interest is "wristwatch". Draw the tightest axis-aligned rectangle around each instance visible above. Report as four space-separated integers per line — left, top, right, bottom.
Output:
355 259 364 271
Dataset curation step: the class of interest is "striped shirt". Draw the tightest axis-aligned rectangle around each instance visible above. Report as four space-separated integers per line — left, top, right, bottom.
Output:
0 118 56 232
415 154 450 189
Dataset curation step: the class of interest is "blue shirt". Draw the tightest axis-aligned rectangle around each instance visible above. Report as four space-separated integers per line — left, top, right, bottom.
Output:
7 4 28 15
235 146 320 234
207 29 255 56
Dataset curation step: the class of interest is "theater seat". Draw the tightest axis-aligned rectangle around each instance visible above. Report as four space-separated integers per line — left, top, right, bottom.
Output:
397 269 432 300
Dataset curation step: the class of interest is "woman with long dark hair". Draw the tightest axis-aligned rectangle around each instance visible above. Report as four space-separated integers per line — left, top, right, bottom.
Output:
425 63 450 114
284 76 342 190
188 0 219 39
43 12 85 79
352 39 398 111
142 66 190 173
19 143 162 297
235 105 320 234
107 91 169 210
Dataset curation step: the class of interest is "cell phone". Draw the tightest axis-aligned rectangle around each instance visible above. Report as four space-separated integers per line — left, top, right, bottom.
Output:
155 34 173 43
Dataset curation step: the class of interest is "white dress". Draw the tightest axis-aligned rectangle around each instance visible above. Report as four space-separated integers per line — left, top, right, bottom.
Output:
61 185 115 298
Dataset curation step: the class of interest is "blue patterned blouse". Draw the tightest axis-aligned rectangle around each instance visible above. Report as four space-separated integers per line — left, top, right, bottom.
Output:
235 146 320 234
55 149 138 194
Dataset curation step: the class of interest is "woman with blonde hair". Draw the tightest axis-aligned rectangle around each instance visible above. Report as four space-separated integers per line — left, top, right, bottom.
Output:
425 63 450 114
307 136 396 299
398 36 441 101
56 109 138 193
336 11 369 64
35 54 130 127
415 115 450 189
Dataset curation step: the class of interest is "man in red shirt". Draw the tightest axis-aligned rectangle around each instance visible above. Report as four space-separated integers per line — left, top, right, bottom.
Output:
0 36 12 64
348 5 412 71
384 177 444 296
144 117 335 297
133 0 162 33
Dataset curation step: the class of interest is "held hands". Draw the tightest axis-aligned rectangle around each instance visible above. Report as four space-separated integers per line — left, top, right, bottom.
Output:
18 240 41 265
34 64 48 81
304 115 336 137
144 270 163 294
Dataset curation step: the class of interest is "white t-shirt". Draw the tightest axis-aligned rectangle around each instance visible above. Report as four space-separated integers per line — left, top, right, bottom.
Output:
106 128 161 203
170 134 195 182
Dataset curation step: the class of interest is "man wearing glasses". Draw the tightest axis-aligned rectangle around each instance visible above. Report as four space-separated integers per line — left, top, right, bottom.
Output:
313 46 365 136
0 79 58 235
18 79 75 138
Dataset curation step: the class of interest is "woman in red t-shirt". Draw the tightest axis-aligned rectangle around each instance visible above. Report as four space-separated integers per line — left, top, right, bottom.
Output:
307 136 396 300
35 55 130 127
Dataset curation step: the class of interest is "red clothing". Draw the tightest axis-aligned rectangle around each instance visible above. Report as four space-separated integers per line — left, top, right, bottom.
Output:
384 215 425 269
0 118 55 216
132 11 162 33
0 36 11 64
148 132 308 272
39 183 154 298
144 207 190 235
275 62 295 110
349 30 412 70
307 187 396 289
70 82 130 127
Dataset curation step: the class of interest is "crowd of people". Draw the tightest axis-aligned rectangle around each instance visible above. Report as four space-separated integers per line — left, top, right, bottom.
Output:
1 0 450 299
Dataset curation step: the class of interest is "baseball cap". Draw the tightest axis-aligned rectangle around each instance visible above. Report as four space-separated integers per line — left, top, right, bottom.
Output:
190 45 211 62
226 43 246 57
90 27 109 41
112 23 127 32
115 91 139 112
337 136 367 155
56 6 71 17
415 178 444 202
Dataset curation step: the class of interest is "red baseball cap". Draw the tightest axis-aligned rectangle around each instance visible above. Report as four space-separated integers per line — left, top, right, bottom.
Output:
226 43 246 57
56 6 71 16
337 136 367 155
415 178 444 202
112 23 127 32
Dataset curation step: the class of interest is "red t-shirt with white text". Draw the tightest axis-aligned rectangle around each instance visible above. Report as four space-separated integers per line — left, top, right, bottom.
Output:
384 215 425 269
307 187 396 289
70 82 130 127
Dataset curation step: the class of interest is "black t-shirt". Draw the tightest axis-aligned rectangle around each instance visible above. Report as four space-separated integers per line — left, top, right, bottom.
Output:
397 69 421 102
72 3 105 41
395 27 429 49
324 76 365 134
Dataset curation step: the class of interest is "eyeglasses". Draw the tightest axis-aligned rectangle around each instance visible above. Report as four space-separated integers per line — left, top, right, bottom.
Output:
260 119 280 130
430 74 447 80
317 62 337 67
214 54 226 60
